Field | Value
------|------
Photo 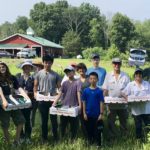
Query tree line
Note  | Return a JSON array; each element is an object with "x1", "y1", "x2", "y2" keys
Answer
[{"x1": 0, "y1": 0, "x2": 150, "y2": 58}]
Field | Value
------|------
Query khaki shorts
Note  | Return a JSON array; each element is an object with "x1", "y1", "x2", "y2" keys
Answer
[{"x1": 0, "y1": 108, "x2": 25, "y2": 129}]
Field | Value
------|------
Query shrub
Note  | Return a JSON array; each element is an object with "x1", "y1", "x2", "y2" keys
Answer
[
  {"x1": 107, "y1": 44, "x2": 121, "y2": 59},
  {"x1": 82, "y1": 47, "x2": 106, "y2": 60}
]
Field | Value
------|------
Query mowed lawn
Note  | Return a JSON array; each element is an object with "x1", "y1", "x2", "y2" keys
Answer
[{"x1": 0, "y1": 58, "x2": 150, "y2": 150}]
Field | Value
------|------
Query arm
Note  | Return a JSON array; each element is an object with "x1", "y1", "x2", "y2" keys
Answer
[
  {"x1": 0, "y1": 87, "x2": 8, "y2": 109},
  {"x1": 34, "y1": 79, "x2": 38, "y2": 99},
  {"x1": 98, "y1": 101, "x2": 104, "y2": 121},
  {"x1": 77, "y1": 92, "x2": 82, "y2": 109},
  {"x1": 82, "y1": 101, "x2": 88, "y2": 121},
  {"x1": 52, "y1": 91, "x2": 62, "y2": 106},
  {"x1": 18, "y1": 87, "x2": 30, "y2": 100}
]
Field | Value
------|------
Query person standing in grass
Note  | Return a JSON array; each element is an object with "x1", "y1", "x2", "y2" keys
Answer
[
  {"x1": 122, "y1": 68, "x2": 150, "y2": 140},
  {"x1": 82, "y1": 72, "x2": 104, "y2": 146},
  {"x1": 102, "y1": 58, "x2": 130, "y2": 139},
  {"x1": 86, "y1": 54, "x2": 106, "y2": 88},
  {"x1": 31, "y1": 60, "x2": 44, "y2": 127},
  {"x1": 76, "y1": 63, "x2": 90, "y2": 136},
  {"x1": 34, "y1": 55, "x2": 61, "y2": 143},
  {"x1": 16, "y1": 61, "x2": 35, "y2": 143},
  {"x1": 0, "y1": 61, "x2": 29, "y2": 145},
  {"x1": 53, "y1": 65, "x2": 81, "y2": 140}
]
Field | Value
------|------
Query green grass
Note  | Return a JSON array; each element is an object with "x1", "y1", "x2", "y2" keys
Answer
[{"x1": 0, "y1": 58, "x2": 150, "y2": 150}]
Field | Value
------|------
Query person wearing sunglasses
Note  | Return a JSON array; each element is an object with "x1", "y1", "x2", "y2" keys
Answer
[{"x1": 102, "y1": 58, "x2": 130, "y2": 140}]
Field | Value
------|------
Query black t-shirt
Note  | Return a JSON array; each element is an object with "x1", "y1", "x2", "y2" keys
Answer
[{"x1": 0, "y1": 75, "x2": 19, "y2": 95}]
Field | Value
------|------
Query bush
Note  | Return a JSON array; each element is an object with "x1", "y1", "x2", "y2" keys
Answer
[
  {"x1": 82, "y1": 47, "x2": 106, "y2": 60},
  {"x1": 107, "y1": 44, "x2": 121, "y2": 59}
]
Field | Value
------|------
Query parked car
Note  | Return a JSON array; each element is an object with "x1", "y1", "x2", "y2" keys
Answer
[
  {"x1": 128, "y1": 48, "x2": 147, "y2": 66},
  {"x1": 0, "y1": 51, "x2": 15, "y2": 58},
  {"x1": 17, "y1": 48, "x2": 36, "y2": 58}
]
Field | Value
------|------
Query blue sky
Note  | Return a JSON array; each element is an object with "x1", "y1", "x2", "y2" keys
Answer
[{"x1": 0, "y1": 0, "x2": 149, "y2": 24}]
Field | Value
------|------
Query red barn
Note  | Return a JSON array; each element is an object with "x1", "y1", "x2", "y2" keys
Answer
[{"x1": 0, "y1": 27, "x2": 63, "y2": 57}]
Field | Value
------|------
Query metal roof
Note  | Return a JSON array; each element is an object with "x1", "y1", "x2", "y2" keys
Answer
[
  {"x1": 0, "y1": 33, "x2": 63, "y2": 49},
  {"x1": 0, "y1": 44, "x2": 27, "y2": 49}
]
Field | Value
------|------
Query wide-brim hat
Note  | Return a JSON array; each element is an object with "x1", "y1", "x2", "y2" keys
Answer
[
  {"x1": 32, "y1": 60, "x2": 43, "y2": 67},
  {"x1": 20, "y1": 62, "x2": 35, "y2": 69}
]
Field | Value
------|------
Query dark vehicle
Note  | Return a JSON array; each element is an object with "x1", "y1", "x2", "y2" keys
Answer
[{"x1": 0, "y1": 51, "x2": 15, "y2": 58}]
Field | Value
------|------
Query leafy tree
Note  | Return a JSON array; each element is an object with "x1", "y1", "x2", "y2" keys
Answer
[
  {"x1": 62, "y1": 31, "x2": 81, "y2": 57},
  {"x1": 109, "y1": 13, "x2": 135, "y2": 52},
  {"x1": 89, "y1": 17, "x2": 108, "y2": 49},
  {"x1": 30, "y1": 1, "x2": 68, "y2": 42},
  {"x1": 0, "y1": 22, "x2": 16, "y2": 39},
  {"x1": 79, "y1": 3, "x2": 103, "y2": 47},
  {"x1": 14, "y1": 16, "x2": 29, "y2": 34},
  {"x1": 63, "y1": 6, "x2": 84, "y2": 35}
]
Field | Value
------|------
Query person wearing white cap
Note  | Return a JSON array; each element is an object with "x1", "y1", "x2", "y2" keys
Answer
[
  {"x1": 122, "y1": 68, "x2": 150, "y2": 140},
  {"x1": 102, "y1": 57, "x2": 130, "y2": 139},
  {"x1": 53, "y1": 65, "x2": 81, "y2": 140},
  {"x1": 16, "y1": 60, "x2": 35, "y2": 143}
]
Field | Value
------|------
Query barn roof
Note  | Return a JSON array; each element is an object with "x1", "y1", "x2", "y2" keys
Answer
[
  {"x1": 0, "y1": 33, "x2": 63, "y2": 49},
  {"x1": 0, "y1": 43, "x2": 27, "y2": 49}
]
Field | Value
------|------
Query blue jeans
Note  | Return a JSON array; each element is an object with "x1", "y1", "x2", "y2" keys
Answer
[{"x1": 133, "y1": 114, "x2": 150, "y2": 139}]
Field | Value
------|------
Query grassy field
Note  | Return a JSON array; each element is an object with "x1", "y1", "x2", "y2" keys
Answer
[{"x1": 0, "y1": 58, "x2": 150, "y2": 150}]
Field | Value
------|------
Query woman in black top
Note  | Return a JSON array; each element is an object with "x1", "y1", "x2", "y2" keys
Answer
[{"x1": 0, "y1": 61, "x2": 29, "y2": 144}]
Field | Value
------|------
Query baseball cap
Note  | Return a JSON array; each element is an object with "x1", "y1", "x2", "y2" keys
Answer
[
  {"x1": 112, "y1": 58, "x2": 122, "y2": 63},
  {"x1": 134, "y1": 68, "x2": 143, "y2": 74},
  {"x1": 64, "y1": 65, "x2": 75, "y2": 73},
  {"x1": 91, "y1": 54, "x2": 100, "y2": 59}
]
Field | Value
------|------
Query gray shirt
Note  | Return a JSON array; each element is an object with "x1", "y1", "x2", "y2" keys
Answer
[
  {"x1": 35, "y1": 69, "x2": 61, "y2": 95},
  {"x1": 61, "y1": 79, "x2": 78, "y2": 106}
]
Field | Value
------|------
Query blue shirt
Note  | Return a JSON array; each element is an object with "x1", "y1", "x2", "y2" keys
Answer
[
  {"x1": 82, "y1": 87, "x2": 104, "y2": 118},
  {"x1": 87, "y1": 67, "x2": 106, "y2": 87}
]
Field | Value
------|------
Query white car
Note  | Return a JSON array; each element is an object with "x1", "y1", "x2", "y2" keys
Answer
[
  {"x1": 17, "y1": 48, "x2": 36, "y2": 58},
  {"x1": 128, "y1": 48, "x2": 147, "y2": 66}
]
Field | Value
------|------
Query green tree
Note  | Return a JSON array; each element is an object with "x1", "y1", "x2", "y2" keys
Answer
[
  {"x1": 30, "y1": 1, "x2": 68, "y2": 42},
  {"x1": 0, "y1": 22, "x2": 16, "y2": 39},
  {"x1": 109, "y1": 13, "x2": 135, "y2": 52},
  {"x1": 79, "y1": 3, "x2": 103, "y2": 48},
  {"x1": 14, "y1": 16, "x2": 29, "y2": 34},
  {"x1": 89, "y1": 17, "x2": 108, "y2": 49},
  {"x1": 62, "y1": 31, "x2": 81, "y2": 57}
]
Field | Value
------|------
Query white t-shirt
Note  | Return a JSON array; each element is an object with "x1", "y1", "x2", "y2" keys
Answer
[
  {"x1": 102, "y1": 71, "x2": 130, "y2": 109},
  {"x1": 122, "y1": 80, "x2": 150, "y2": 115}
]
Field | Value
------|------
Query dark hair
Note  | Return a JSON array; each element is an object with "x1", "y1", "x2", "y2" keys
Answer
[
  {"x1": 0, "y1": 62, "x2": 13, "y2": 84},
  {"x1": 42, "y1": 55, "x2": 54, "y2": 63},
  {"x1": 89, "y1": 72, "x2": 98, "y2": 79},
  {"x1": 134, "y1": 71, "x2": 143, "y2": 78},
  {"x1": 76, "y1": 63, "x2": 87, "y2": 72}
]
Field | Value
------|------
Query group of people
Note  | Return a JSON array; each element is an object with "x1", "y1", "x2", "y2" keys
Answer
[{"x1": 0, "y1": 54, "x2": 150, "y2": 147}]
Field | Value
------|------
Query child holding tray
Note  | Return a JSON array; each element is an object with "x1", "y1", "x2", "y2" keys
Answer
[
  {"x1": 122, "y1": 68, "x2": 150, "y2": 140},
  {"x1": 53, "y1": 65, "x2": 81, "y2": 140}
]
